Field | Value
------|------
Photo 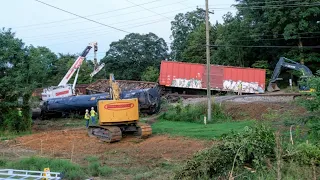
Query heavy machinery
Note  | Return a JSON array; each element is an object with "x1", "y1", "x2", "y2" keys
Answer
[
  {"x1": 267, "y1": 57, "x2": 314, "y2": 92},
  {"x1": 87, "y1": 74, "x2": 153, "y2": 142},
  {"x1": 41, "y1": 42, "x2": 104, "y2": 101}
]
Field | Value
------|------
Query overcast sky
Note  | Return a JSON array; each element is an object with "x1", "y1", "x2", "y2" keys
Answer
[{"x1": 1, "y1": 0, "x2": 237, "y2": 60}]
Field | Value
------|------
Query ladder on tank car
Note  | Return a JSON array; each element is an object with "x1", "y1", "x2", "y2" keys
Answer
[{"x1": 0, "y1": 169, "x2": 61, "y2": 179}]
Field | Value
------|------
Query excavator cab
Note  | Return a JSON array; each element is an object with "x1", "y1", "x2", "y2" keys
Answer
[
  {"x1": 87, "y1": 74, "x2": 152, "y2": 143},
  {"x1": 267, "y1": 57, "x2": 314, "y2": 93}
]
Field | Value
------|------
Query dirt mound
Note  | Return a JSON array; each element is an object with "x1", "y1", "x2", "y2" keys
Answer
[
  {"x1": 14, "y1": 129, "x2": 209, "y2": 163},
  {"x1": 223, "y1": 102, "x2": 306, "y2": 120}
]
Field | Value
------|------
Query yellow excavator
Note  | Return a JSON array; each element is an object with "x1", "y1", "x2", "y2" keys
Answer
[{"x1": 87, "y1": 74, "x2": 152, "y2": 142}]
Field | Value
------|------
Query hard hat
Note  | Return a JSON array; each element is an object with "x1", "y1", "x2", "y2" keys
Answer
[
  {"x1": 86, "y1": 109, "x2": 89, "y2": 112},
  {"x1": 91, "y1": 107, "x2": 94, "y2": 110}
]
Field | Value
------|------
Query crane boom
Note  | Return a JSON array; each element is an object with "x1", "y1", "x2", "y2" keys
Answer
[
  {"x1": 58, "y1": 42, "x2": 97, "y2": 86},
  {"x1": 267, "y1": 57, "x2": 313, "y2": 92}
]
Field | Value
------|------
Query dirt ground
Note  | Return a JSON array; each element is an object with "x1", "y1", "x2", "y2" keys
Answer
[
  {"x1": 13, "y1": 129, "x2": 208, "y2": 163},
  {"x1": 223, "y1": 102, "x2": 306, "y2": 120}
]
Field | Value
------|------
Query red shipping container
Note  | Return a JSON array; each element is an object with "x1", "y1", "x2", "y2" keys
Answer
[{"x1": 159, "y1": 61, "x2": 266, "y2": 93}]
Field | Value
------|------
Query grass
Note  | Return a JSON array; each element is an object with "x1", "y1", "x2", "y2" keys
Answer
[
  {"x1": 0, "y1": 156, "x2": 114, "y2": 180},
  {"x1": 0, "y1": 131, "x2": 32, "y2": 141},
  {"x1": 152, "y1": 120, "x2": 255, "y2": 139}
]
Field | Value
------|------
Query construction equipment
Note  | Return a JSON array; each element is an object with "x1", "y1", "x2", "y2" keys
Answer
[
  {"x1": 267, "y1": 57, "x2": 314, "y2": 92},
  {"x1": 87, "y1": 74, "x2": 152, "y2": 142},
  {"x1": 41, "y1": 42, "x2": 98, "y2": 101}
]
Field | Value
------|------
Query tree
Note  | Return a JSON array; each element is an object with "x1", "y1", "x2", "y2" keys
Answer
[
  {"x1": 101, "y1": 33, "x2": 168, "y2": 80},
  {"x1": 141, "y1": 66, "x2": 159, "y2": 82},
  {"x1": 181, "y1": 23, "x2": 217, "y2": 63},
  {"x1": 0, "y1": 28, "x2": 32, "y2": 132},
  {"x1": 170, "y1": 8, "x2": 206, "y2": 61},
  {"x1": 234, "y1": 0, "x2": 320, "y2": 69},
  {"x1": 27, "y1": 45, "x2": 57, "y2": 87}
]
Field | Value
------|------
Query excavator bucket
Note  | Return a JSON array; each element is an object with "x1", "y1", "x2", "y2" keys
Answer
[{"x1": 267, "y1": 83, "x2": 281, "y2": 92}]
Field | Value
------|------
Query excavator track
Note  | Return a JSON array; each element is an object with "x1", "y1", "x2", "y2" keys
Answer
[
  {"x1": 88, "y1": 126, "x2": 122, "y2": 143},
  {"x1": 135, "y1": 123, "x2": 152, "y2": 138}
]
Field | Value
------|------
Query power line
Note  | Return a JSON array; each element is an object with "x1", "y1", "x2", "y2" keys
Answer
[
  {"x1": 28, "y1": 16, "x2": 175, "y2": 43},
  {"x1": 15, "y1": 0, "x2": 161, "y2": 29},
  {"x1": 23, "y1": 5, "x2": 193, "y2": 40},
  {"x1": 42, "y1": 17, "x2": 174, "y2": 47},
  {"x1": 125, "y1": 0, "x2": 172, "y2": 20},
  {"x1": 209, "y1": 45, "x2": 320, "y2": 48},
  {"x1": 18, "y1": 0, "x2": 185, "y2": 30},
  {"x1": 209, "y1": 2, "x2": 320, "y2": 10},
  {"x1": 34, "y1": 0, "x2": 130, "y2": 34}
]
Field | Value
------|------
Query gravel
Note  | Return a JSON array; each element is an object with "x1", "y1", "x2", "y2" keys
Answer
[{"x1": 181, "y1": 95, "x2": 295, "y2": 106}]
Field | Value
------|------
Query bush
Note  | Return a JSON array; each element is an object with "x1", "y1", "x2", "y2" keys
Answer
[
  {"x1": 160, "y1": 101, "x2": 230, "y2": 123},
  {"x1": 174, "y1": 124, "x2": 275, "y2": 179}
]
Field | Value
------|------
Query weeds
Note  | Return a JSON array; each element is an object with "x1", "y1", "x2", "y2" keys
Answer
[
  {"x1": 175, "y1": 122, "x2": 320, "y2": 180},
  {"x1": 0, "y1": 156, "x2": 114, "y2": 179},
  {"x1": 160, "y1": 101, "x2": 231, "y2": 123}
]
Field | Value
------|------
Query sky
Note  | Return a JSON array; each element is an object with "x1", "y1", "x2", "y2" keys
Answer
[{"x1": 1, "y1": 0, "x2": 237, "y2": 60}]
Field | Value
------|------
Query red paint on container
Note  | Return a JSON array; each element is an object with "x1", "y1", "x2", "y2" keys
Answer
[
  {"x1": 159, "y1": 61, "x2": 204, "y2": 88},
  {"x1": 159, "y1": 61, "x2": 266, "y2": 93}
]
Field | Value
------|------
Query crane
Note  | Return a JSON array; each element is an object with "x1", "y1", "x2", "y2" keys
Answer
[
  {"x1": 41, "y1": 42, "x2": 97, "y2": 101},
  {"x1": 267, "y1": 57, "x2": 314, "y2": 92},
  {"x1": 87, "y1": 73, "x2": 152, "y2": 143}
]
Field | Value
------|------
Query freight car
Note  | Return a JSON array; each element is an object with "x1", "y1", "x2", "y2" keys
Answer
[
  {"x1": 39, "y1": 87, "x2": 160, "y2": 119},
  {"x1": 158, "y1": 61, "x2": 266, "y2": 95}
]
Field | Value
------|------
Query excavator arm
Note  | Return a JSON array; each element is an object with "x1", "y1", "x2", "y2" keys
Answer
[
  {"x1": 109, "y1": 73, "x2": 121, "y2": 100},
  {"x1": 267, "y1": 57, "x2": 313, "y2": 92}
]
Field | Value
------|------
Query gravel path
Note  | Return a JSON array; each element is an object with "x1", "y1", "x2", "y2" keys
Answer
[{"x1": 182, "y1": 95, "x2": 295, "y2": 106}]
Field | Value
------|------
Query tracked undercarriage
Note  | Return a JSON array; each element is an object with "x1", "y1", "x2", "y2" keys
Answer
[{"x1": 88, "y1": 122, "x2": 152, "y2": 143}]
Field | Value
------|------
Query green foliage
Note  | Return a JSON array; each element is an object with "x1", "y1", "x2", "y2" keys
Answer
[
  {"x1": 101, "y1": 33, "x2": 168, "y2": 80},
  {"x1": 0, "y1": 28, "x2": 32, "y2": 132},
  {"x1": 174, "y1": 125, "x2": 275, "y2": 179},
  {"x1": 181, "y1": 23, "x2": 216, "y2": 63},
  {"x1": 298, "y1": 72, "x2": 320, "y2": 111},
  {"x1": 160, "y1": 102, "x2": 231, "y2": 123},
  {"x1": 289, "y1": 143, "x2": 320, "y2": 165},
  {"x1": 85, "y1": 156, "x2": 113, "y2": 177},
  {"x1": 141, "y1": 66, "x2": 159, "y2": 82},
  {"x1": 0, "y1": 156, "x2": 114, "y2": 179},
  {"x1": 152, "y1": 120, "x2": 254, "y2": 139},
  {"x1": 170, "y1": 8, "x2": 206, "y2": 60},
  {"x1": 3, "y1": 156, "x2": 85, "y2": 180}
]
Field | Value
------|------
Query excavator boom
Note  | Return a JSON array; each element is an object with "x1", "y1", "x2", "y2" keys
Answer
[{"x1": 267, "y1": 57, "x2": 313, "y2": 92}]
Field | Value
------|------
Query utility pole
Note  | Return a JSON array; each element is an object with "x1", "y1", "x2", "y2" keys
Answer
[{"x1": 205, "y1": 0, "x2": 212, "y2": 121}]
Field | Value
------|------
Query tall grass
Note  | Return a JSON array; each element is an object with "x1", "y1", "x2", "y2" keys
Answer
[
  {"x1": 160, "y1": 101, "x2": 231, "y2": 123},
  {"x1": 0, "y1": 156, "x2": 113, "y2": 180}
]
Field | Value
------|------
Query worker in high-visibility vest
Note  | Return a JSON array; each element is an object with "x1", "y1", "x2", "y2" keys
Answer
[
  {"x1": 84, "y1": 109, "x2": 90, "y2": 128},
  {"x1": 90, "y1": 107, "x2": 97, "y2": 125},
  {"x1": 18, "y1": 108, "x2": 22, "y2": 117},
  {"x1": 237, "y1": 82, "x2": 243, "y2": 96}
]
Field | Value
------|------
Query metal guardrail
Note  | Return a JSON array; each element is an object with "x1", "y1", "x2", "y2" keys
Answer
[{"x1": 0, "y1": 169, "x2": 61, "y2": 180}]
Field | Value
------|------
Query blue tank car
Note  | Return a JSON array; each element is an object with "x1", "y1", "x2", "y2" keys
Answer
[{"x1": 40, "y1": 88, "x2": 160, "y2": 119}]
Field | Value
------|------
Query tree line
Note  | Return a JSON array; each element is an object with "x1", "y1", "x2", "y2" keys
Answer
[{"x1": 1, "y1": 0, "x2": 319, "y2": 132}]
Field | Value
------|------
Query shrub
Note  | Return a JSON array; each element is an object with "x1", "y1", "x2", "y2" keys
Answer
[
  {"x1": 174, "y1": 124, "x2": 275, "y2": 179},
  {"x1": 160, "y1": 101, "x2": 230, "y2": 123}
]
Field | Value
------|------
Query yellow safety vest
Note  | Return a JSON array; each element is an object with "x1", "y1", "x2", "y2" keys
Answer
[
  {"x1": 84, "y1": 113, "x2": 90, "y2": 120},
  {"x1": 90, "y1": 110, "x2": 96, "y2": 117},
  {"x1": 18, "y1": 110, "x2": 22, "y2": 117}
]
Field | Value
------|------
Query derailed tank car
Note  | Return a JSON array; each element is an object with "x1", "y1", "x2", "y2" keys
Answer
[{"x1": 40, "y1": 88, "x2": 160, "y2": 119}]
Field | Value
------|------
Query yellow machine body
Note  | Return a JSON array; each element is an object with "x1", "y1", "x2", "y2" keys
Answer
[
  {"x1": 88, "y1": 73, "x2": 152, "y2": 143},
  {"x1": 98, "y1": 98, "x2": 139, "y2": 124}
]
